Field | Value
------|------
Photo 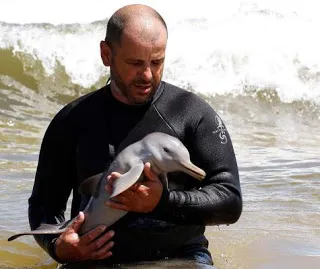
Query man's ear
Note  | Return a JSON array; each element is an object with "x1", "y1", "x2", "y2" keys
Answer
[{"x1": 100, "y1": 41, "x2": 112, "y2": 67}]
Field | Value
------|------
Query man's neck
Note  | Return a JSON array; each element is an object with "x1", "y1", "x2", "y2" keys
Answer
[{"x1": 110, "y1": 80, "x2": 130, "y2": 105}]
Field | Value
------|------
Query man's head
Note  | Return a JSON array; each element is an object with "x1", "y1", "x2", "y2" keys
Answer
[{"x1": 100, "y1": 4, "x2": 168, "y2": 105}]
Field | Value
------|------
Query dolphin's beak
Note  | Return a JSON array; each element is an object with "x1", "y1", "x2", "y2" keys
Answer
[{"x1": 178, "y1": 161, "x2": 206, "y2": 180}]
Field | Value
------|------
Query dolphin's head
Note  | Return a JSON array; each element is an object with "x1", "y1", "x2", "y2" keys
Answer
[{"x1": 143, "y1": 132, "x2": 206, "y2": 180}]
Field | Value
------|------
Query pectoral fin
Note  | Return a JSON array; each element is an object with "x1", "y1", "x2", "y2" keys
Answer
[
  {"x1": 7, "y1": 220, "x2": 72, "y2": 241},
  {"x1": 110, "y1": 163, "x2": 144, "y2": 198}
]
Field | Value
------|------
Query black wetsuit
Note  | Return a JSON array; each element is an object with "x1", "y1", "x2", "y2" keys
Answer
[{"x1": 28, "y1": 81, "x2": 242, "y2": 266}]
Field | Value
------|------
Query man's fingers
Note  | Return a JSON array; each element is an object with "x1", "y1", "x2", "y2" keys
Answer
[
  {"x1": 92, "y1": 241, "x2": 114, "y2": 260},
  {"x1": 143, "y1": 163, "x2": 158, "y2": 181},
  {"x1": 67, "y1": 211, "x2": 85, "y2": 233},
  {"x1": 105, "y1": 182, "x2": 112, "y2": 194},
  {"x1": 105, "y1": 172, "x2": 122, "y2": 193},
  {"x1": 113, "y1": 191, "x2": 134, "y2": 202},
  {"x1": 98, "y1": 249, "x2": 113, "y2": 260},
  {"x1": 87, "y1": 230, "x2": 115, "y2": 252},
  {"x1": 80, "y1": 225, "x2": 107, "y2": 245},
  {"x1": 106, "y1": 172, "x2": 122, "y2": 183},
  {"x1": 106, "y1": 200, "x2": 130, "y2": 211},
  {"x1": 89, "y1": 232, "x2": 115, "y2": 260}
]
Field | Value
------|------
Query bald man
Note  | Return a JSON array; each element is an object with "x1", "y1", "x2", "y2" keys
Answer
[{"x1": 28, "y1": 4, "x2": 242, "y2": 268}]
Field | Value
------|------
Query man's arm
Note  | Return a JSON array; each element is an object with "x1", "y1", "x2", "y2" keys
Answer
[
  {"x1": 28, "y1": 106, "x2": 115, "y2": 262},
  {"x1": 28, "y1": 107, "x2": 76, "y2": 259},
  {"x1": 157, "y1": 106, "x2": 242, "y2": 225}
]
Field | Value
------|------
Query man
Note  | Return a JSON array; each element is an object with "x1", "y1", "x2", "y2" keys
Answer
[{"x1": 28, "y1": 4, "x2": 242, "y2": 268}]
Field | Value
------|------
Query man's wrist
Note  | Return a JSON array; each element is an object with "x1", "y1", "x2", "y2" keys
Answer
[{"x1": 48, "y1": 237, "x2": 64, "y2": 263}]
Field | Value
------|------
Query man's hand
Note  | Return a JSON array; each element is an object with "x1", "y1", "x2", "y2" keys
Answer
[
  {"x1": 105, "y1": 163, "x2": 163, "y2": 213},
  {"x1": 54, "y1": 212, "x2": 115, "y2": 262}
]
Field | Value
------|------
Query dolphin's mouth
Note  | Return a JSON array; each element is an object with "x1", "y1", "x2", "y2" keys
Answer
[{"x1": 178, "y1": 161, "x2": 206, "y2": 180}]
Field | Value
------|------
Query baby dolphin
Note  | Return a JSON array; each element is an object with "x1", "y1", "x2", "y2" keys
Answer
[{"x1": 8, "y1": 132, "x2": 206, "y2": 241}]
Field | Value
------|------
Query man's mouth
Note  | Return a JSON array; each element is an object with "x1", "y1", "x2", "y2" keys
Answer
[{"x1": 135, "y1": 84, "x2": 152, "y2": 93}]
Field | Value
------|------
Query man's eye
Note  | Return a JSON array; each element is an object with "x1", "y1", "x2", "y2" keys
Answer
[
  {"x1": 152, "y1": 61, "x2": 161, "y2": 66},
  {"x1": 130, "y1": 62, "x2": 141, "y2": 66}
]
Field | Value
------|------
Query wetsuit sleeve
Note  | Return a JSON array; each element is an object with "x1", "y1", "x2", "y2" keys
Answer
[
  {"x1": 28, "y1": 105, "x2": 76, "y2": 261},
  {"x1": 154, "y1": 103, "x2": 242, "y2": 225}
]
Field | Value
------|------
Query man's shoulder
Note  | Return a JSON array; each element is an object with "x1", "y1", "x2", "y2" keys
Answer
[
  {"x1": 161, "y1": 81, "x2": 190, "y2": 96},
  {"x1": 154, "y1": 81, "x2": 215, "y2": 138},
  {"x1": 159, "y1": 81, "x2": 210, "y2": 109},
  {"x1": 64, "y1": 87, "x2": 106, "y2": 113},
  {"x1": 54, "y1": 87, "x2": 106, "y2": 122},
  {"x1": 42, "y1": 87, "x2": 107, "y2": 140}
]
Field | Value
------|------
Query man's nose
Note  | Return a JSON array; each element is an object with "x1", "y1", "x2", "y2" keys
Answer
[{"x1": 139, "y1": 66, "x2": 152, "y2": 81}]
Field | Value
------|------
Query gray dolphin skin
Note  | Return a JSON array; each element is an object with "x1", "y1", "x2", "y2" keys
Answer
[{"x1": 8, "y1": 132, "x2": 206, "y2": 242}]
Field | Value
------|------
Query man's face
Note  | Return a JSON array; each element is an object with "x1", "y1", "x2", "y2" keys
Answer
[{"x1": 101, "y1": 25, "x2": 167, "y2": 105}]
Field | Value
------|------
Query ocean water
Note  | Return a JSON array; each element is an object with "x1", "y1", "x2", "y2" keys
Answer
[{"x1": 1, "y1": 0, "x2": 320, "y2": 268}]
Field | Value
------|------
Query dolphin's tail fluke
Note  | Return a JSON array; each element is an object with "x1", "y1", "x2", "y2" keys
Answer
[
  {"x1": 8, "y1": 229, "x2": 66, "y2": 241},
  {"x1": 8, "y1": 233, "x2": 30, "y2": 241},
  {"x1": 8, "y1": 221, "x2": 71, "y2": 241}
]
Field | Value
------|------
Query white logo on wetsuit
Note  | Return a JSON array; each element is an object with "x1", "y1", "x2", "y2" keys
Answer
[{"x1": 212, "y1": 115, "x2": 227, "y2": 144}]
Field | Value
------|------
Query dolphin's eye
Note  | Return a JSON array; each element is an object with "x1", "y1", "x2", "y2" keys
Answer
[{"x1": 163, "y1": 147, "x2": 170, "y2": 153}]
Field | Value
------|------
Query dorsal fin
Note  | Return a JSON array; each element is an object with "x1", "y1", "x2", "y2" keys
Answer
[{"x1": 78, "y1": 173, "x2": 103, "y2": 197}]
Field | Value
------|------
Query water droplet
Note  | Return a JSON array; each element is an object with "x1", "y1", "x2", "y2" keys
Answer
[{"x1": 7, "y1": 120, "x2": 14, "y2": 127}]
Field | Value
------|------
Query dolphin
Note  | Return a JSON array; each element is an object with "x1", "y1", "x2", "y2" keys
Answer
[{"x1": 8, "y1": 132, "x2": 206, "y2": 241}]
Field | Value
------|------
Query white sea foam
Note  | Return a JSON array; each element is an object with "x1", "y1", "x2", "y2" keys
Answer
[{"x1": 1, "y1": 0, "x2": 320, "y2": 104}]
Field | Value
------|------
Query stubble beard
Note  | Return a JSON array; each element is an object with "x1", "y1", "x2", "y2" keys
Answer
[{"x1": 110, "y1": 68, "x2": 160, "y2": 105}]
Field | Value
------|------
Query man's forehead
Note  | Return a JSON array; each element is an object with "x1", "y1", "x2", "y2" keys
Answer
[{"x1": 123, "y1": 18, "x2": 167, "y2": 43}]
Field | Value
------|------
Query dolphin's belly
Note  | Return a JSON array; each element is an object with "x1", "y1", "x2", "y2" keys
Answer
[{"x1": 79, "y1": 198, "x2": 127, "y2": 235}]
